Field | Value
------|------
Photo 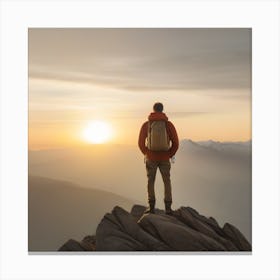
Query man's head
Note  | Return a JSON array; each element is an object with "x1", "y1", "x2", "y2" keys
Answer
[{"x1": 153, "y1": 102, "x2": 164, "y2": 112}]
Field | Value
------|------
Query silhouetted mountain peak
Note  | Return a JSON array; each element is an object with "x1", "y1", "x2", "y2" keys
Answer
[{"x1": 59, "y1": 204, "x2": 251, "y2": 252}]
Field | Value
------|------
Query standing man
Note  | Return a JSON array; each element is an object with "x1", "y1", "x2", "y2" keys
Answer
[{"x1": 138, "y1": 102, "x2": 179, "y2": 215}]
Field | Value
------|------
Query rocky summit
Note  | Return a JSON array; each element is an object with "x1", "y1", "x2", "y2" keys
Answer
[{"x1": 58, "y1": 205, "x2": 251, "y2": 252}]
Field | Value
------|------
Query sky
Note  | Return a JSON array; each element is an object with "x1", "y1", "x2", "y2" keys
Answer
[{"x1": 28, "y1": 28, "x2": 251, "y2": 149}]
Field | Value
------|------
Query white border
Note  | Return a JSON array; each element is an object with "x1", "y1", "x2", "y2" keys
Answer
[{"x1": 1, "y1": 1, "x2": 279, "y2": 280}]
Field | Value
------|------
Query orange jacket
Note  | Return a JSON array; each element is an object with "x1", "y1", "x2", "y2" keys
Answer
[{"x1": 138, "y1": 112, "x2": 179, "y2": 161}]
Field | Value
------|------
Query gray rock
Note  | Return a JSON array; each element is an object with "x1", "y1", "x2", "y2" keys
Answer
[
  {"x1": 95, "y1": 206, "x2": 170, "y2": 251},
  {"x1": 130, "y1": 204, "x2": 165, "y2": 220},
  {"x1": 58, "y1": 204, "x2": 251, "y2": 252},
  {"x1": 223, "y1": 223, "x2": 252, "y2": 251},
  {"x1": 182, "y1": 207, "x2": 225, "y2": 237},
  {"x1": 58, "y1": 236, "x2": 96, "y2": 251},
  {"x1": 138, "y1": 213, "x2": 227, "y2": 251},
  {"x1": 130, "y1": 204, "x2": 146, "y2": 220},
  {"x1": 173, "y1": 207, "x2": 238, "y2": 250}
]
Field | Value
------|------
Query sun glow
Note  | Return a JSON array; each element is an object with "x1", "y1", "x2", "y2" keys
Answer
[{"x1": 83, "y1": 120, "x2": 113, "y2": 144}]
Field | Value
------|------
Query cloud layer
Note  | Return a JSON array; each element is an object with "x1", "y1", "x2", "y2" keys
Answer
[{"x1": 29, "y1": 28, "x2": 251, "y2": 95}]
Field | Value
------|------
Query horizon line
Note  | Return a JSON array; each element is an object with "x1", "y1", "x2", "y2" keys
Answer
[{"x1": 28, "y1": 138, "x2": 252, "y2": 152}]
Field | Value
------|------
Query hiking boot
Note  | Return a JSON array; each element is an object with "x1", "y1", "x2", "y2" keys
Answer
[
  {"x1": 165, "y1": 201, "x2": 173, "y2": 215},
  {"x1": 144, "y1": 201, "x2": 155, "y2": 214}
]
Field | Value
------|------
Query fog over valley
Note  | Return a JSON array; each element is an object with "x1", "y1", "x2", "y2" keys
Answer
[{"x1": 29, "y1": 139, "x2": 251, "y2": 250}]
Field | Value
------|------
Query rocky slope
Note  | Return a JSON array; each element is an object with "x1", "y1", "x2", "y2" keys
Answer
[{"x1": 58, "y1": 205, "x2": 251, "y2": 252}]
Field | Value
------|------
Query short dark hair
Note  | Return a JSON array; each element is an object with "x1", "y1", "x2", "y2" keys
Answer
[{"x1": 153, "y1": 102, "x2": 164, "y2": 112}]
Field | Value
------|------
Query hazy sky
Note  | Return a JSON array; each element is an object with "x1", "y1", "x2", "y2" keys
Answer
[{"x1": 29, "y1": 28, "x2": 251, "y2": 149}]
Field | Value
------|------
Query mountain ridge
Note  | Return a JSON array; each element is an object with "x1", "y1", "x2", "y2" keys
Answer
[
  {"x1": 59, "y1": 204, "x2": 252, "y2": 252},
  {"x1": 29, "y1": 176, "x2": 136, "y2": 251}
]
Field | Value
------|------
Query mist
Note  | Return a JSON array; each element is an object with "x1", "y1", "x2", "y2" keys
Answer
[{"x1": 29, "y1": 139, "x2": 251, "y2": 251}]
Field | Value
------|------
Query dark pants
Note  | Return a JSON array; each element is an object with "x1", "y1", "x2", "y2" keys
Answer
[{"x1": 145, "y1": 159, "x2": 172, "y2": 203}]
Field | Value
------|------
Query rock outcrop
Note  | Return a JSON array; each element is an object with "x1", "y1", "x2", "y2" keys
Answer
[
  {"x1": 59, "y1": 205, "x2": 251, "y2": 252},
  {"x1": 58, "y1": 235, "x2": 96, "y2": 251}
]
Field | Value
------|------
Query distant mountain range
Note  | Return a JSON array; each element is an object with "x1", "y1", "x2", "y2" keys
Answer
[
  {"x1": 197, "y1": 139, "x2": 251, "y2": 149},
  {"x1": 180, "y1": 139, "x2": 251, "y2": 156}
]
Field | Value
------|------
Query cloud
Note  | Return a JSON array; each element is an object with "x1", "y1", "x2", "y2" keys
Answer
[
  {"x1": 29, "y1": 28, "x2": 251, "y2": 98},
  {"x1": 167, "y1": 111, "x2": 211, "y2": 118}
]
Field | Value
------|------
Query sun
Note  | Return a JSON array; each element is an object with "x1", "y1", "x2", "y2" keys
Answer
[{"x1": 83, "y1": 120, "x2": 113, "y2": 144}]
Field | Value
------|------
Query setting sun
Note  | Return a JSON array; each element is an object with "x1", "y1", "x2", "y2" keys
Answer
[{"x1": 83, "y1": 120, "x2": 113, "y2": 144}]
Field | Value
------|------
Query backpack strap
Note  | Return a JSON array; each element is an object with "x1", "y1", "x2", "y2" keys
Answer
[{"x1": 147, "y1": 121, "x2": 152, "y2": 148}]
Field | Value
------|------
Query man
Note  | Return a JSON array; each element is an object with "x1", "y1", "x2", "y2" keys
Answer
[{"x1": 138, "y1": 102, "x2": 179, "y2": 215}]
